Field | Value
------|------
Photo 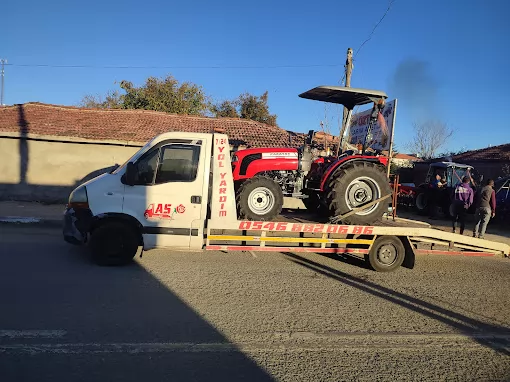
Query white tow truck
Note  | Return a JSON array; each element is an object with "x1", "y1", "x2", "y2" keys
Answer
[{"x1": 63, "y1": 87, "x2": 510, "y2": 271}]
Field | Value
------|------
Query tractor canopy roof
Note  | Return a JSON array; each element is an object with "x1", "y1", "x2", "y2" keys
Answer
[
  {"x1": 430, "y1": 161, "x2": 474, "y2": 169},
  {"x1": 298, "y1": 86, "x2": 388, "y2": 109}
]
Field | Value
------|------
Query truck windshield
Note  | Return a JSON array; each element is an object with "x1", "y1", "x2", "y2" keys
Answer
[{"x1": 111, "y1": 140, "x2": 154, "y2": 175}]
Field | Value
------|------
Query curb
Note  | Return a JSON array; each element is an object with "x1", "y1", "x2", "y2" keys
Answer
[{"x1": 0, "y1": 216, "x2": 62, "y2": 228}]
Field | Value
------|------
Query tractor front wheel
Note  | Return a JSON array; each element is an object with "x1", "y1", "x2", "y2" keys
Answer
[{"x1": 236, "y1": 176, "x2": 284, "y2": 221}]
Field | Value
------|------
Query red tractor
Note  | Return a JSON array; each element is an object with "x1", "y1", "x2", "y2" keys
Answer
[{"x1": 231, "y1": 86, "x2": 392, "y2": 225}]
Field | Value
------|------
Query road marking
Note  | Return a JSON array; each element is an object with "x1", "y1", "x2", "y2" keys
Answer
[
  {"x1": 249, "y1": 251, "x2": 258, "y2": 258},
  {"x1": 0, "y1": 330, "x2": 67, "y2": 339},
  {"x1": 1, "y1": 333, "x2": 508, "y2": 354}
]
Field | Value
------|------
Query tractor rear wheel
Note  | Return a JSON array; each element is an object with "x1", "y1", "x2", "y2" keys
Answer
[
  {"x1": 414, "y1": 191, "x2": 429, "y2": 215},
  {"x1": 327, "y1": 162, "x2": 391, "y2": 225},
  {"x1": 236, "y1": 176, "x2": 283, "y2": 221}
]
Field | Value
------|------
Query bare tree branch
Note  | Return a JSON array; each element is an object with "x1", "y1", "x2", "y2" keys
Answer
[{"x1": 405, "y1": 120, "x2": 454, "y2": 159}]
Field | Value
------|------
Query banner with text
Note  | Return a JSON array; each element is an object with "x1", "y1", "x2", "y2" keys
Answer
[{"x1": 348, "y1": 99, "x2": 396, "y2": 151}]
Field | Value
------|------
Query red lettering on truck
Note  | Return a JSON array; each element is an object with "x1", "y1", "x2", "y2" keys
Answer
[
  {"x1": 237, "y1": 221, "x2": 375, "y2": 234},
  {"x1": 217, "y1": 143, "x2": 229, "y2": 217}
]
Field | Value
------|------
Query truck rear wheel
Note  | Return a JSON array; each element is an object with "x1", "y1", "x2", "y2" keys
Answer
[
  {"x1": 367, "y1": 235, "x2": 405, "y2": 272},
  {"x1": 327, "y1": 162, "x2": 391, "y2": 225},
  {"x1": 236, "y1": 176, "x2": 283, "y2": 221},
  {"x1": 89, "y1": 221, "x2": 139, "y2": 266}
]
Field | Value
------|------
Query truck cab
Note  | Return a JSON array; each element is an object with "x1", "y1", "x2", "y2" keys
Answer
[{"x1": 63, "y1": 132, "x2": 229, "y2": 265}]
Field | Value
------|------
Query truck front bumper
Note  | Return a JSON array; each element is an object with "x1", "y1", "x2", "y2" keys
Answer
[{"x1": 63, "y1": 207, "x2": 93, "y2": 245}]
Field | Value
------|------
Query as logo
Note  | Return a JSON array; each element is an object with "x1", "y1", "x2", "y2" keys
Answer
[{"x1": 144, "y1": 203, "x2": 186, "y2": 220}]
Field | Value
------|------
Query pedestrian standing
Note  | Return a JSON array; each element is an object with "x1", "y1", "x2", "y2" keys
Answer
[
  {"x1": 429, "y1": 174, "x2": 445, "y2": 219},
  {"x1": 473, "y1": 179, "x2": 496, "y2": 239},
  {"x1": 452, "y1": 176, "x2": 474, "y2": 234}
]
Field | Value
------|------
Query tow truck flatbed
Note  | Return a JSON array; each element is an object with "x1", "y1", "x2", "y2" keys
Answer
[{"x1": 63, "y1": 127, "x2": 510, "y2": 271}]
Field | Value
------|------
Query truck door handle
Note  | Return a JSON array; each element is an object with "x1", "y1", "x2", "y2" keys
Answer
[{"x1": 191, "y1": 195, "x2": 201, "y2": 204}]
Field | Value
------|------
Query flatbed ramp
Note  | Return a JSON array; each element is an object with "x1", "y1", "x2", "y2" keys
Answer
[{"x1": 205, "y1": 213, "x2": 509, "y2": 272}]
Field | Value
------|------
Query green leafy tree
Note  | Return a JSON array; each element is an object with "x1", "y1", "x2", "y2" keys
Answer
[
  {"x1": 238, "y1": 91, "x2": 277, "y2": 126},
  {"x1": 79, "y1": 75, "x2": 209, "y2": 116},
  {"x1": 210, "y1": 100, "x2": 239, "y2": 118},
  {"x1": 210, "y1": 91, "x2": 278, "y2": 126},
  {"x1": 79, "y1": 90, "x2": 122, "y2": 109}
]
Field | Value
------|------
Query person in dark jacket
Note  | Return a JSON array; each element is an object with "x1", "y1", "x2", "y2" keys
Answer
[
  {"x1": 452, "y1": 176, "x2": 474, "y2": 234},
  {"x1": 473, "y1": 179, "x2": 496, "y2": 239},
  {"x1": 429, "y1": 174, "x2": 445, "y2": 219}
]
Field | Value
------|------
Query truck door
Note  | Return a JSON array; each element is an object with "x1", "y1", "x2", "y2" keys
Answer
[{"x1": 122, "y1": 138, "x2": 207, "y2": 250}]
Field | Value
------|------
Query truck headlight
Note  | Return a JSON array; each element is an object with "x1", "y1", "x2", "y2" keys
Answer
[{"x1": 68, "y1": 185, "x2": 89, "y2": 209}]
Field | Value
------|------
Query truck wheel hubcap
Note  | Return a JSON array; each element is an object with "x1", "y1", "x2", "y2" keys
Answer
[
  {"x1": 377, "y1": 243, "x2": 397, "y2": 265},
  {"x1": 248, "y1": 187, "x2": 275, "y2": 215},
  {"x1": 345, "y1": 176, "x2": 381, "y2": 215}
]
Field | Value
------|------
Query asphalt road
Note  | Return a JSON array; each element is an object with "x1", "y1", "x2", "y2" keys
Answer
[{"x1": 1, "y1": 225, "x2": 509, "y2": 381}]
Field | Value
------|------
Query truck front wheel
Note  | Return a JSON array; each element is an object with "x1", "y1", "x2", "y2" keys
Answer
[
  {"x1": 89, "y1": 221, "x2": 140, "y2": 266},
  {"x1": 236, "y1": 176, "x2": 283, "y2": 221}
]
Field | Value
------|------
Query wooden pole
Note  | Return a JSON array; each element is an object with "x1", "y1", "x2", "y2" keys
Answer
[{"x1": 336, "y1": 48, "x2": 353, "y2": 156}]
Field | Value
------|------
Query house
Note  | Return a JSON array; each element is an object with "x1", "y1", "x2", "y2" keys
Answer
[
  {"x1": 451, "y1": 143, "x2": 510, "y2": 180},
  {"x1": 391, "y1": 153, "x2": 422, "y2": 168},
  {"x1": 0, "y1": 102, "x2": 344, "y2": 202},
  {"x1": 0, "y1": 102, "x2": 308, "y2": 150},
  {"x1": 412, "y1": 144, "x2": 510, "y2": 186}
]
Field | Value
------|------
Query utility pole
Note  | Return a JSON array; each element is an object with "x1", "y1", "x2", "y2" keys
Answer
[
  {"x1": 0, "y1": 59, "x2": 6, "y2": 106},
  {"x1": 336, "y1": 48, "x2": 353, "y2": 156}
]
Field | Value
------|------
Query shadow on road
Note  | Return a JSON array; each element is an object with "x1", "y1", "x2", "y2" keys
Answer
[
  {"x1": 0, "y1": 230, "x2": 274, "y2": 381},
  {"x1": 283, "y1": 252, "x2": 510, "y2": 356}
]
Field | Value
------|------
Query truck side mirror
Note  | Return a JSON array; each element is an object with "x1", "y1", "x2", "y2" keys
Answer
[{"x1": 124, "y1": 162, "x2": 137, "y2": 186}]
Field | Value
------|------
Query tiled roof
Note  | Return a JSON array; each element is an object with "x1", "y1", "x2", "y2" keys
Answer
[
  {"x1": 452, "y1": 143, "x2": 510, "y2": 161},
  {"x1": 394, "y1": 153, "x2": 422, "y2": 161},
  {"x1": 0, "y1": 102, "x2": 310, "y2": 148}
]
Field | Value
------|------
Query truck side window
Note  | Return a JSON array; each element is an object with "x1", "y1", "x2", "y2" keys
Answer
[
  {"x1": 154, "y1": 144, "x2": 201, "y2": 184},
  {"x1": 135, "y1": 148, "x2": 159, "y2": 185}
]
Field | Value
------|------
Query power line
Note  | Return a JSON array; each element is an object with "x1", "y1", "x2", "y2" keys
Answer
[
  {"x1": 5, "y1": 63, "x2": 341, "y2": 70},
  {"x1": 339, "y1": 0, "x2": 396, "y2": 85},
  {"x1": 355, "y1": 0, "x2": 396, "y2": 58}
]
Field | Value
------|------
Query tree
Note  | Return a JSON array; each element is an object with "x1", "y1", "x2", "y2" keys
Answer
[
  {"x1": 238, "y1": 91, "x2": 277, "y2": 126},
  {"x1": 79, "y1": 90, "x2": 122, "y2": 109},
  {"x1": 406, "y1": 120, "x2": 454, "y2": 159},
  {"x1": 210, "y1": 91, "x2": 278, "y2": 126},
  {"x1": 210, "y1": 100, "x2": 239, "y2": 118},
  {"x1": 79, "y1": 75, "x2": 209, "y2": 116}
]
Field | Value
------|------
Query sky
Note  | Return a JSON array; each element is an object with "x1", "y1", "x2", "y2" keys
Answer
[{"x1": 2, "y1": 0, "x2": 509, "y2": 153}]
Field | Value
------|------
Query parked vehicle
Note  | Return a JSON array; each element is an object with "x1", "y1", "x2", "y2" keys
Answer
[
  {"x1": 401, "y1": 161, "x2": 482, "y2": 217},
  {"x1": 494, "y1": 176, "x2": 510, "y2": 222}
]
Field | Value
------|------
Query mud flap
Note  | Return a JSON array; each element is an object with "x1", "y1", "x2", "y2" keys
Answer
[{"x1": 399, "y1": 236, "x2": 416, "y2": 269}]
